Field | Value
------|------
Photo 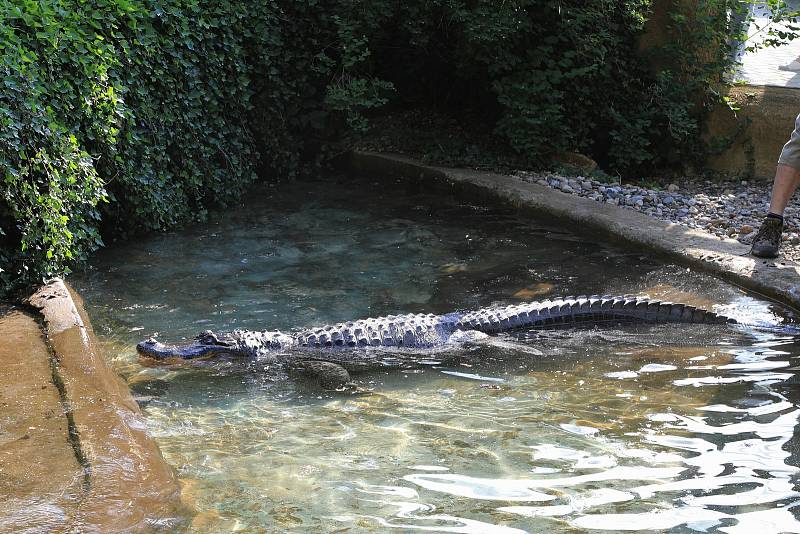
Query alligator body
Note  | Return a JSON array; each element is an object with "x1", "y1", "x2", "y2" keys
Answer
[{"x1": 137, "y1": 296, "x2": 732, "y2": 388}]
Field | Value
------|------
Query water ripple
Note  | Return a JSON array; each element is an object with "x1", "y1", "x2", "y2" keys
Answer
[{"x1": 67, "y1": 176, "x2": 800, "y2": 532}]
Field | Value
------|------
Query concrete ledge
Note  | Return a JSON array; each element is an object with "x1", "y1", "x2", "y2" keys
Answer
[
  {"x1": 23, "y1": 278, "x2": 181, "y2": 531},
  {"x1": 0, "y1": 306, "x2": 84, "y2": 531},
  {"x1": 349, "y1": 151, "x2": 800, "y2": 310}
]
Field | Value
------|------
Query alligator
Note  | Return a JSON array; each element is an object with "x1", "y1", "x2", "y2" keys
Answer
[{"x1": 137, "y1": 295, "x2": 736, "y2": 389}]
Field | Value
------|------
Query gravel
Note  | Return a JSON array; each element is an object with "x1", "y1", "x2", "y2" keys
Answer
[{"x1": 514, "y1": 171, "x2": 800, "y2": 264}]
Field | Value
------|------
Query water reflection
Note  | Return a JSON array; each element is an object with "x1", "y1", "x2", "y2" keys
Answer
[{"x1": 70, "y1": 174, "x2": 800, "y2": 532}]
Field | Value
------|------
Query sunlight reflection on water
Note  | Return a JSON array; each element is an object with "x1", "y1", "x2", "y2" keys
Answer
[{"x1": 71, "y1": 174, "x2": 800, "y2": 532}]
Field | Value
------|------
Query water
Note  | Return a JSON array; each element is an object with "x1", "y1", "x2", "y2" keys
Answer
[{"x1": 71, "y1": 173, "x2": 800, "y2": 532}]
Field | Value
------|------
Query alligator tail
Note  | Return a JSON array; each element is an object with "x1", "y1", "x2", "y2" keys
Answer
[{"x1": 455, "y1": 296, "x2": 732, "y2": 334}]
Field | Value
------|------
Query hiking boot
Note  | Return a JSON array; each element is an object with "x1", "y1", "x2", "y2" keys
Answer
[{"x1": 750, "y1": 216, "x2": 783, "y2": 258}]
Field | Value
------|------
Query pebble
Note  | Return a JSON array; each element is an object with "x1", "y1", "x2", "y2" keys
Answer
[{"x1": 514, "y1": 171, "x2": 800, "y2": 264}]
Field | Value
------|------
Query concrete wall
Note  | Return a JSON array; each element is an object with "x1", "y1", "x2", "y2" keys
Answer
[
  {"x1": 637, "y1": 1, "x2": 796, "y2": 180},
  {"x1": 0, "y1": 307, "x2": 85, "y2": 531},
  {"x1": 0, "y1": 279, "x2": 184, "y2": 531},
  {"x1": 705, "y1": 85, "x2": 800, "y2": 179}
]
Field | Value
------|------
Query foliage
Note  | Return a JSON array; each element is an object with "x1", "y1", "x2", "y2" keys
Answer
[
  {"x1": 0, "y1": 0, "x2": 377, "y2": 294},
  {"x1": 334, "y1": 0, "x2": 657, "y2": 171},
  {"x1": 344, "y1": 0, "x2": 798, "y2": 174},
  {"x1": 655, "y1": 0, "x2": 799, "y2": 164},
  {"x1": 2, "y1": 0, "x2": 797, "y2": 294}
]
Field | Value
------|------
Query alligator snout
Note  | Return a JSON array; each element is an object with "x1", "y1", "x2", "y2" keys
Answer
[
  {"x1": 136, "y1": 338, "x2": 170, "y2": 358},
  {"x1": 136, "y1": 337, "x2": 237, "y2": 360}
]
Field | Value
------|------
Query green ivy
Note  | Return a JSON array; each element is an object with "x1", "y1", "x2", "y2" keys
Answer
[
  {"x1": 340, "y1": 0, "x2": 798, "y2": 174},
  {"x1": 0, "y1": 0, "x2": 380, "y2": 295},
  {"x1": 330, "y1": 0, "x2": 663, "y2": 170},
  {"x1": 2, "y1": 0, "x2": 797, "y2": 295}
]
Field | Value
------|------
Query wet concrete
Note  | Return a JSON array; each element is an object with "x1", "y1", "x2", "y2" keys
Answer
[
  {"x1": 0, "y1": 279, "x2": 183, "y2": 531},
  {"x1": 349, "y1": 151, "x2": 800, "y2": 311},
  {"x1": 28, "y1": 279, "x2": 182, "y2": 530},
  {"x1": 0, "y1": 306, "x2": 84, "y2": 531}
]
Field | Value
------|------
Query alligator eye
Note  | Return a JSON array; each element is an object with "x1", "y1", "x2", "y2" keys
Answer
[
  {"x1": 145, "y1": 338, "x2": 157, "y2": 345},
  {"x1": 196, "y1": 330, "x2": 220, "y2": 344}
]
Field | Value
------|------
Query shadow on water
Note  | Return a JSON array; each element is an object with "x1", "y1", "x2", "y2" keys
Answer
[{"x1": 70, "y1": 173, "x2": 800, "y2": 532}]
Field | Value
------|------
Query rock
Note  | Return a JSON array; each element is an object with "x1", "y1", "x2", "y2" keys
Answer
[
  {"x1": 517, "y1": 168, "x2": 798, "y2": 260},
  {"x1": 551, "y1": 151, "x2": 599, "y2": 174}
]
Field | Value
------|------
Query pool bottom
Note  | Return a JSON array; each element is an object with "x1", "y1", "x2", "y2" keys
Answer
[{"x1": 70, "y1": 173, "x2": 800, "y2": 532}]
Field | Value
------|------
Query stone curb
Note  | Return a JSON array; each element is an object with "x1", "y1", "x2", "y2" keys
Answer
[
  {"x1": 25, "y1": 278, "x2": 181, "y2": 531},
  {"x1": 0, "y1": 305, "x2": 84, "y2": 532},
  {"x1": 349, "y1": 151, "x2": 800, "y2": 310}
]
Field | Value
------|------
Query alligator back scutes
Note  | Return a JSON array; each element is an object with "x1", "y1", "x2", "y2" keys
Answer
[
  {"x1": 294, "y1": 313, "x2": 448, "y2": 348},
  {"x1": 456, "y1": 296, "x2": 729, "y2": 333}
]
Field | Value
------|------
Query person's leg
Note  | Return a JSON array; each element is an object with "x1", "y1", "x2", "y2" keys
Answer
[
  {"x1": 750, "y1": 114, "x2": 800, "y2": 258},
  {"x1": 768, "y1": 163, "x2": 800, "y2": 215}
]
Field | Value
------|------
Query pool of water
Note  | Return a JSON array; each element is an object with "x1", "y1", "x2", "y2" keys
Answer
[{"x1": 71, "y1": 173, "x2": 800, "y2": 533}]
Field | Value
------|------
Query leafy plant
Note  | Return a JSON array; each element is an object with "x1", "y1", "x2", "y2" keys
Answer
[
  {"x1": 0, "y1": 0, "x2": 380, "y2": 295},
  {"x1": 2, "y1": 0, "x2": 797, "y2": 295},
  {"x1": 343, "y1": 0, "x2": 799, "y2": 175}
]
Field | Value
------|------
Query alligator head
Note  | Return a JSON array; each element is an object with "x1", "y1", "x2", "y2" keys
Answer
[{"x1": 136, "y1": 330, "x2": 244, "y2": 360}]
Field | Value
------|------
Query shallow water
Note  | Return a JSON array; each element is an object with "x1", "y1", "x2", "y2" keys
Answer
[{"x1": 71, "y1": 174, "x2": 800, "y2": 532}]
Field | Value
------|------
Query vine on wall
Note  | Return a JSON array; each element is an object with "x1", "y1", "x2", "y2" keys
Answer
[
  {"x1": 1, "y1": 0, "x2": 797, "y2": 294},
  {"x1": 0, "y1": 0, "x2": 378, "y2": 293}
]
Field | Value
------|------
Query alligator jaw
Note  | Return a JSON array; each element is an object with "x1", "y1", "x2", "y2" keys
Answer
[{"x1": 136, "y1": 338, "x2": 237, "y2": 360}]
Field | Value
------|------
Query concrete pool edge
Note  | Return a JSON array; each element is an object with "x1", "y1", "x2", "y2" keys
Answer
[
  {"x1": 21, "y1": 278, "x2": 183, "y2": 530},
  {"x1": 348, "y1": 151, "x2": 800, "y2": 310}
]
